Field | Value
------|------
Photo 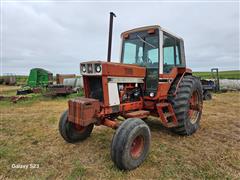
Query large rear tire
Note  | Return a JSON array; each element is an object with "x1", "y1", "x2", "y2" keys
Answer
[
  {"x1": 59, "y1": 110, "x2": 94, "y2": 143},
  {"x1": 111, "y1": 118, "x2": 151, "y2": 170},
  {"x1": 168, "y1": 75, "x2": 203, "y2": 135}
]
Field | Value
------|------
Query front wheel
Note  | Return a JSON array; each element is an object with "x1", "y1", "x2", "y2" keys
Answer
[
  {"x1": 59, "y1": 110, "x2": 94, "y2": 143},
  {"x1": 111, "y1": 118, "x2": 151, "y2": 170}
]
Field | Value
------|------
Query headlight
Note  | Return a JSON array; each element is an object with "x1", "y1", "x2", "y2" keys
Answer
[
  {"x1": 81, "y1": 64, "x2": 86, "y2": 73},
  {"x1": 95, "y1": 64, "x2": 102, "y2": 73},
  {"x1": 149, "y1": 92, "x2": 155, "y2": 97}
]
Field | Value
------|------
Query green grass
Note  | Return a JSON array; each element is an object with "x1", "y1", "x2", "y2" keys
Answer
[
  {"x1": 67, "y1": 161, "x2": 86, "y2": 180},
  {"x1": 193, "y1": 70, "x2": 240, "y2": 79},
  {"x1": 0, "y1": 89, "x2": 239, "y2": 179},
  {"x1": 0, "y1": 85, "x2": 84, "y2": 109}
]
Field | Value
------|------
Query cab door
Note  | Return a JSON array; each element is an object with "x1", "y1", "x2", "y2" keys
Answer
[
  {"x1": 144, "y1": 36, "x2": 160, "y2": 97},
  {"x1": 162, "y1": 33, "x2": 184, "y2": 74}
]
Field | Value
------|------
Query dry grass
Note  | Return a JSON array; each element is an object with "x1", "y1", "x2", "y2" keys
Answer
[
  {"x1": 0, "y1": 86, "x2": 240, "y2": 179},
  {"x1": 0, "y1": 85, "x2": 21, "y2": 96}
]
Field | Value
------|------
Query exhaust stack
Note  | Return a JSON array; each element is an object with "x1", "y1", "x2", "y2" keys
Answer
[{"x1": 107, "y1": 12, "x2": 116, "y2": 62}]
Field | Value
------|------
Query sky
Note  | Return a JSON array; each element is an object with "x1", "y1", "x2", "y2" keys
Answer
[{"x1": 1, "y1": 1, "x2": 239, "y2": 75}]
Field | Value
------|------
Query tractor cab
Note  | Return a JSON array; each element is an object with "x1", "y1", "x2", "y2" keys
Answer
[{"x1": 121, "y1": 25, "x2": 186, "y2": 97}]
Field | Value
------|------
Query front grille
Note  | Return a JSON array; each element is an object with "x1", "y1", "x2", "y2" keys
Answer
[
  {"x1": 88, "y1": 77, "x2": 104, "y2": 102},
  {"x1": 68, "y1": 97, "x2": 100, "y2": 126},
  {"x1": 87, "y1": 64, "x2": 93, "y2": 73}
]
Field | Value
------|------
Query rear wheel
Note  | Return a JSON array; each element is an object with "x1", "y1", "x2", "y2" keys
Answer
[
  {"x1": 111, "y1": 118, "x2": 151, "y2": 170},
  {"x1": 59, "y1": 110, "x2": 94, "y2": 143},
  {"x1": 168, "y1": 75, "x2": 203, "y2": 135}
]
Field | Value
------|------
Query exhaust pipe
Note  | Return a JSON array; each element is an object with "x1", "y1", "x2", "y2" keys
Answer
[{"x1": 107, "y1": 12, "x2": 116, "y2": 62}]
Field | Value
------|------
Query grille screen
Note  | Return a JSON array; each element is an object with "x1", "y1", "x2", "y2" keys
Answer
[{"x1": 88, "y1": 77, "x2": 104, "y2": 102}]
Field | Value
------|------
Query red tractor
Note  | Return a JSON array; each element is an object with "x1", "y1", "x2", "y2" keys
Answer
[{"x1": 59, "y1": 19, "x2": 203, "y2": 170}]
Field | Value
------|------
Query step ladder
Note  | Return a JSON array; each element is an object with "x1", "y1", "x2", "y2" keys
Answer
[{"x1": 156, "y1": 103, "x2": 178, "y2": 128}]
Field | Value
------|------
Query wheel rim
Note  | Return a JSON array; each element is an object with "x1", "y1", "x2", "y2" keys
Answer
[
  {"x1": 188, "y1": 91, "x2": 201, "y2": 124},
  {"x1": 130, "y1": 135, "x2": 144, "y2": 159}
]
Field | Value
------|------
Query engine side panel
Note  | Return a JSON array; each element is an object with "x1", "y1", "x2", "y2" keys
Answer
[
  {"x1": 102, "y1": 62, "x2": 146, "y2": 77},
  {"x1": 108, "y1": 82, "x2": 120, "y2": 106}
]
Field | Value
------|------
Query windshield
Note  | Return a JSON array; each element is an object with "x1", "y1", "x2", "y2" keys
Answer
[{"x1": 121, "y1": 31, "x2": 159, "y2": 68}]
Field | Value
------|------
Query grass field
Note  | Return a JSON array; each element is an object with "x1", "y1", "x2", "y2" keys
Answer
[
  {"x1": 193, "y1": 70, "x2": 240, "y2": 79},
  {"x1": 0, "y1": 85, "x2": 239, "y2": 179},
  {"x1": 0, "y1": 85, "x2": 21, "y2": 96}
]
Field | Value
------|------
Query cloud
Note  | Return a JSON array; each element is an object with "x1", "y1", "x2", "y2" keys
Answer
[{"x1": 1, "y1": 1, "x2": 239, "y2": 75}]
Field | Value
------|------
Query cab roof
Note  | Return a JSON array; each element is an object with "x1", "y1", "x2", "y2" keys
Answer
[{"x1": 121, "y1": 25, "x2": 183, "y2": 40}]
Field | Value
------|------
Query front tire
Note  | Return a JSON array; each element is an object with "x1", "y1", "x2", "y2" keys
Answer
[
  {"x1": 111, "y1": 118, "x2": 151, "y2": 170},
  {"x1": 168, "y1": 75, "x2": 203, "y2": 135},
  {"x1": 59, "y1": 110, "x2": 94, "y2": 143}
]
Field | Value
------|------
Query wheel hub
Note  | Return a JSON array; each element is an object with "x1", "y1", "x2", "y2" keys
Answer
[
  {"x1": 188, "y1": 91, "x2": 201, "y2": 124},
  {"x1": 130, "y1": 135, "x2": 144, "y2": 159}
]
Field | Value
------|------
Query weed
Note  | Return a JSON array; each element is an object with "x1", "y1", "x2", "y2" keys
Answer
[{"x1": 67, "y1": 161, "x2": 86, "y2": 180}]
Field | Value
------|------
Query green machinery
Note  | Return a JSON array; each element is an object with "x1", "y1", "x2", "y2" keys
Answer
[
  {"x1": 27, "y1": 68, "x2": 53, "y2": 87},
  {"x1": 17, "y1": 68, "x2": 53, "y2": 95}
]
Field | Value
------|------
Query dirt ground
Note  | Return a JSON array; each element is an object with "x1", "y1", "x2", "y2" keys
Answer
[{"x1": 0, "y1": 86, "x2": 239, "y2": 179}]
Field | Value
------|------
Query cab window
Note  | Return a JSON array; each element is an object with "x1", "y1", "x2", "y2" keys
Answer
[
  {"x1": 163, "y1": 33, "x2": 182, "y2": 73},
  {"x1": 121, "y1": 32, "x2": 159, "y2": 68}
]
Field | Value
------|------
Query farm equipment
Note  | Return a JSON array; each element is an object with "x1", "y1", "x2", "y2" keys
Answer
[
  {"x1": 2, "y1": 74, "x2": 16, "y2": 85},
  {"x1": 46, "y1": 75, "x2": 82, "y2": 96},
  {"x1": 17, "y1": 68, "x2": 53, "y2": 95},
  {"x1": 46, "y1": 84, "x2": 74, "y2": 96},
  {"x1": 59, "y1": 13, "x2": 203, "y2": 170},
  {"x1": 27, "y1": 68, "x2": 53, "y2": 87},
  {"x1": 56, "y1": 74, "x2": 76, "y2": 84},
  {"x1": 211, "y1": 68, "x2": 220, "y2": 91},
  {"x1": 201, "y1": 68, "x2": 220, "y2": 100},
  {"x1": 0, "y1": 77, "x2": 4, "y2": 84},
  {"x1": 0, "y1": 95, "x2": 28, "y2": 103}
]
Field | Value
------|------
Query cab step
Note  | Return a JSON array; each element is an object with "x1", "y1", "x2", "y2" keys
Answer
[
  {"x1": 156, "y1": 102, "x2": 178, "y2": 128},
  {"x1": 165, "y1": 122, "x2": 176, "y2": 128},
  {"x1": 164, "y1": 112, "x2": 174, "y2": 118}
]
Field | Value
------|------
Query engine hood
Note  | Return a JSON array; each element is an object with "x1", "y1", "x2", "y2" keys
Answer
[{"x1": 80, "y1": 61, "x2": 146, "y2": 78}]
